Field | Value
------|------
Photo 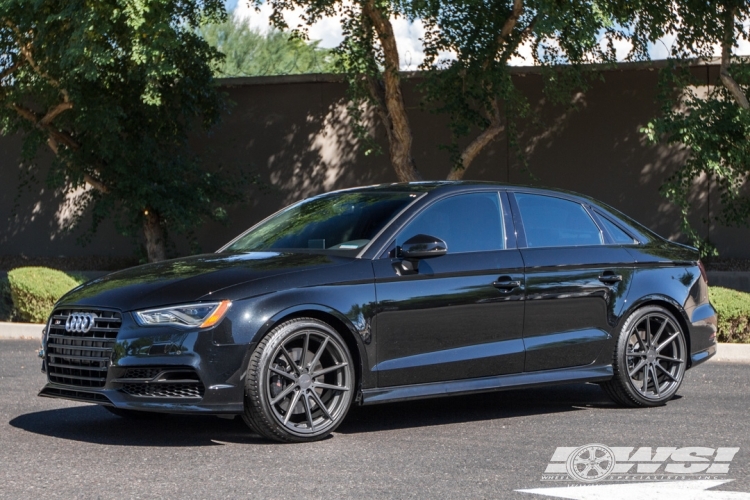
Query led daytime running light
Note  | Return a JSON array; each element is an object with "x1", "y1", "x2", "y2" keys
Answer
[{"x1": 135, "y1": 300, "x2": 232, "y2": 329}]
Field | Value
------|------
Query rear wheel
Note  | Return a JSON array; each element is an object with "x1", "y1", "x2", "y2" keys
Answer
[
  {"x1": 242, "y1": 318, "x2": 355, "y2": 442},
  {"x1": 601, "y1": 305, "x2": 687, "y2": 407}
]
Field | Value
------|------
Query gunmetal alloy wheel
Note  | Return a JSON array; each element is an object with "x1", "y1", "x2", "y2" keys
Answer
[
  {"x1": 243, "y1": 318, "x2": 355, "y2": 442},
  {"x1": 601, "y1": 305, "x2": 687, "y2": 407}
]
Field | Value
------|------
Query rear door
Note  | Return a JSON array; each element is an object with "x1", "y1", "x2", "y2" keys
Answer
[
  {"x1": 373, "y1": 191, "x2": 526, "y2": 387},
  {"x1": 509, "y1": 191, "x2": 634, "y2": 372}
]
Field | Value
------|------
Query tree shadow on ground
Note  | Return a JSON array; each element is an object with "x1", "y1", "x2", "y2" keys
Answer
[{"x1": 9, "y1": 382, "x2": 624, "y2": 446}]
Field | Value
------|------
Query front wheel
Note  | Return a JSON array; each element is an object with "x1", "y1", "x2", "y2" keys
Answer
[
  {"x1": 600, "y1": 305, "x2": 687, "y2": 407},
  {"x1": 242, "y1": 318, "x2": 355, "y2": 442}
]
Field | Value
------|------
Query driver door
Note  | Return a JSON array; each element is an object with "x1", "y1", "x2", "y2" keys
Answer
[{"x1": 372, "y1": 191, "x2": 526, "y2": 387}]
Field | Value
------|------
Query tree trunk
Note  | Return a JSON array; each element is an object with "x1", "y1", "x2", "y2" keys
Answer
[
  {"x1": 449, "y1": 99, "x2": 505, "y2": 180},
  {"x1": 720, "y1": 6, "x2": 750, "y2": 110},
  {"x1": 451, "y1": 1, "x2": 529, "y2": 180},
  {"x1": 362, "y1": 0, "x2": 422, "y2": 182},
  {"x1": 143, "y1": 210, "x2": 167, "y2": 263}
]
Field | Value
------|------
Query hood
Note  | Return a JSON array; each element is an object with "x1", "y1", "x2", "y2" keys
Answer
[{"x1": 59, "y1": 251, "x2": 352, "y2": 311}]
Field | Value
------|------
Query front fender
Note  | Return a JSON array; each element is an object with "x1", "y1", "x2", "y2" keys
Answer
[{"x1": 224, "y1": 283, "x2": 377, "y2": 390}]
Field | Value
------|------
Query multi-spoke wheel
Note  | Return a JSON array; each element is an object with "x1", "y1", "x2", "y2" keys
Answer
[
  {"x1": 600, "y1": 305, "x2": 687, "y2": 407},
  {"x1": 243, "y1": 318, "x2": 355, "y2": 442}
]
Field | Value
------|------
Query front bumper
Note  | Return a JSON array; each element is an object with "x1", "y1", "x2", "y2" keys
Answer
[
  {"x1": 38, "y1": 384, "x2": 245, "y2": 414},
  {"x1": 39, "y1": 313, "x2": 253, "y2": 415}
]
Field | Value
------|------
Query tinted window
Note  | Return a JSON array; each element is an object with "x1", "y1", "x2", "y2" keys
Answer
[
  {"x1": 397, "y1": 192, "x2": 505, "y2": 253},
  {"x1": 224, "y1": 192, "x2": 416, "y2": 253},
  {"x1": 599, "y1": 215, "x2": 637, "y2": 244},
  {"x1": 515, "y1": 193, "x2": 602, "y2": 248}
]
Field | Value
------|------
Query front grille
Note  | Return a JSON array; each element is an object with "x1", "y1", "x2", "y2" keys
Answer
[
  {"x1": 122, "y1": 383, "x2": 204, "y2": 398},
  {"x1": 46, "y1": 309, "x2": 121, "y2": 388}
]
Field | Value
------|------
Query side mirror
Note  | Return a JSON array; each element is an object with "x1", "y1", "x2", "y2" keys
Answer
[{"x1": 400, "y1": 234, "x2": 448, "y2": 260}]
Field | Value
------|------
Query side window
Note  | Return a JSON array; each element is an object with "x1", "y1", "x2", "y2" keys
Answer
[
  {"x1": 396, "y1": 192, "x2": 505, "y2": 253},
  {"x1": 598, "y1": 215, "x2": 637, "y2": 244},
  {"x1": 515, "y1": 193, "x2": 603, "y2": 248}
]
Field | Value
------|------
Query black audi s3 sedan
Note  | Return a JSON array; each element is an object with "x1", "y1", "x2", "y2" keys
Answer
[{"x1": 39, "y1": 182, "x2": 717, "y2": 442}]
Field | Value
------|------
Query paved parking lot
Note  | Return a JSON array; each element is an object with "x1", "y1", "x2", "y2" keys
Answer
[{"x1": 1, "y1": 339, "x2": 748, "y2": 499}]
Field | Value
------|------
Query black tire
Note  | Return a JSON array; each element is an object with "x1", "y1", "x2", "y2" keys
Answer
[
  {"x1": 601, "y1": 305, "x2": 687, "y2": 407},
  {"x1": 103, "y1": 406, "x2": 166, "y2": 419},
  {"x1": 242, "y1": 317, "x2": 355, "y2": 443}
]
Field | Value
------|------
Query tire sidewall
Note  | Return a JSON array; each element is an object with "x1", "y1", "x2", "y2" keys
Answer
[
  {"x1": 614, "y1": 305, "x2": 687, "y2": 407},
  {"x1": 246, "y1": 318, "x2": 355, "y2": 441}
]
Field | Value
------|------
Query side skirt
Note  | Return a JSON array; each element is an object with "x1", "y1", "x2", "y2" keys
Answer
[{"x1": 360, "y1": 364, "x2": 613, "y2": 405}]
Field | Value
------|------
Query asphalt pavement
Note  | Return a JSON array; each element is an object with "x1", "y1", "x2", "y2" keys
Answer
[{"x1": 1, "y1": 339, "x2": 749, "y2": 499}]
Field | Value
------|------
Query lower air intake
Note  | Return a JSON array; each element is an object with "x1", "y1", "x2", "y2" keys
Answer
[{"x1": 122, "y1": 383, "x2": 204, "y2": 398}]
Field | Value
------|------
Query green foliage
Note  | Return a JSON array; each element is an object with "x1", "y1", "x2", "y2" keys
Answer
[
  {"x1": 709, "y1": 286, "x2": 750, "y2": 343},
  {"x1": 259, "y1": 0, "x2": 640, "y2": 175},
  {"x1": 331, "y1": 1, "x2": 389, "y2": 158},
  {"x1": 0, "y1": 276, "x2": 14, "y2": 322},
  {"x1": 200, "y1": 17, "x2": 337, "y2": 76},
  {"x1": 413, "y1": 0, "x2": 620, "y2": 170},
  {"x1": 0, "y1": 0, "x2": 246, "y2": 260},
  {"x1": 643, "y1": 61, "x2": 750, "y2": 257},
  {"x1": 7, "y1": 267, "x2": 84, "y2": 323},
  {"x1": 630, "y1": 1, "x2": 750, "y2": 255},
  {"x1": 601, "y1": 0, "x2": 747, "y2": 61}
]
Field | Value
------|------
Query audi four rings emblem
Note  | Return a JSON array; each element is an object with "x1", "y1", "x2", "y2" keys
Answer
[{"x1": 65, "y1": 312, "x2": 97, "y2": 333}]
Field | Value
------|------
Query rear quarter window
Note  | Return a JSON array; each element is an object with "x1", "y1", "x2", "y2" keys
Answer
[
  {"x1": 598, "y1": 215, "x2": 638, "y2": 244},
  {"x1": 515, "y1": 193, "x2": 603, "y2": 248}
]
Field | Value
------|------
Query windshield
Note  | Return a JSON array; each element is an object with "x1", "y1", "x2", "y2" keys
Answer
[{"x1": 223, "y1": 191, "x2": 418, "y2": 253}]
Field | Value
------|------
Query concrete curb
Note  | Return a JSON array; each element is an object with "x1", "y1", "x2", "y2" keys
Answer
[
  {"x1": 0, "y1": 321, "x2": 749, "y2": 363},
  {"x1": 712, "y1": 343, "x2": 750, "y2": 364},
  {"x1": 0, "y1": 322, "x2": 43, "y2": 340}
]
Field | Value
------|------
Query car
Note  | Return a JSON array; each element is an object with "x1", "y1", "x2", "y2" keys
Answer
[{"x1": 38, "y1": 181, "x2": 717, "y2": 442}]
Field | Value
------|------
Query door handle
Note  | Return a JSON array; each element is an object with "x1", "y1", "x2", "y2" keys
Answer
[
  {"x1": 598, "y1": 274, "x2": 623, "y2": 284},
  {"x1": 493, "y1": 280, "x2": 521, "y2": 290}
]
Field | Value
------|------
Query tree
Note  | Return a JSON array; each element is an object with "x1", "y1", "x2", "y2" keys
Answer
[
  {"x1": 259, "y1": 0, "x2": 423, "y2": 181},
  {"x1": 259, "y1": 0, "x2": 631, "y2": 182},
  {"x1": 0, "y1": 0, "x2": 245, "y2": 262},
  {"x1": 414, "y1": 0, "x2": 619, "y2": 179},
  {"x1": 200, "y1": 16, "x2": 337, "y2": 77},
  {"x1": 633, "y1": 0, "x2": 750, "y2": 255}
]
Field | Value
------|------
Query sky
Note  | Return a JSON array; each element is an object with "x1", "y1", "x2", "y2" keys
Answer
[{"x1": 226, "y1": 1, "x2": 750, "y2": 70}]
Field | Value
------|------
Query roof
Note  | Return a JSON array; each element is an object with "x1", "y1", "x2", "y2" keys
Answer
[{"x1": 341, "y1": 180, "x2": 586, "y2": 199}]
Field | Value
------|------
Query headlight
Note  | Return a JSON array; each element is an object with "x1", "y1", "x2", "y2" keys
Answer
[{"x1": 134, "y1": 300, "x2": 232, "y2": 329}]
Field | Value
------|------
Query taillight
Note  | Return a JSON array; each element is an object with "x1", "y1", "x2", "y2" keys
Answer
[{"x1": 698, "y1": 260, "x2": 708, "y2": 285}]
